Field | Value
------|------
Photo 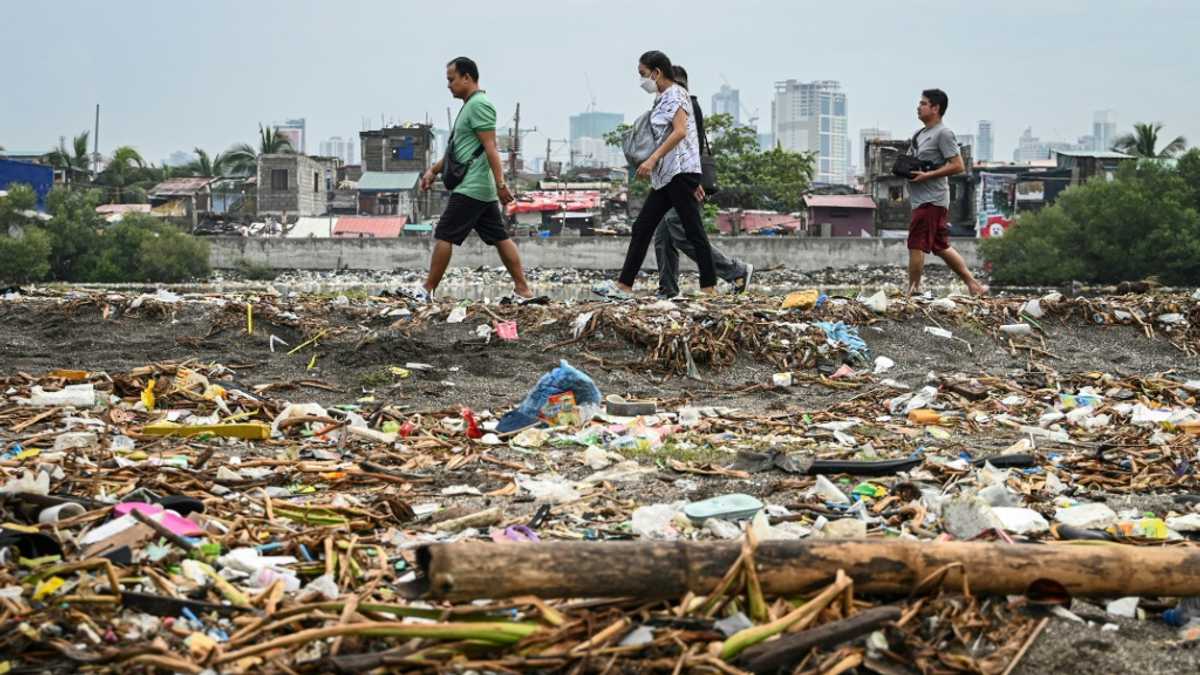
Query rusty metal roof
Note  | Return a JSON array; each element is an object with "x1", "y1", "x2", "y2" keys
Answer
[{"x1": 148, "y1": 177, "x2": 216, "y2": 197}]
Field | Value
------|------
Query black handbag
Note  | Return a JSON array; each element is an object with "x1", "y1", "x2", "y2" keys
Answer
[
  {"x1": 442, "y1": 92, "x2": 486, "y2": 191},
  {"x1": 693, "y1": 97, "x2": 720, "y2": 195}
]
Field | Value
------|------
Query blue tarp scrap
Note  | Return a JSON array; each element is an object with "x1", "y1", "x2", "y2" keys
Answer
[{"x1": 814, "y1": 321, "x2": 871, "y2": 366}]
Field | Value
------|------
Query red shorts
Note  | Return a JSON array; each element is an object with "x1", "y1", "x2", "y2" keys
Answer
[{"x1": 908, "y1": 204, "x2": 950, "y2": 253}]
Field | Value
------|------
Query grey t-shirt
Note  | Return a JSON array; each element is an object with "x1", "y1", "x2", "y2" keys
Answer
[{"x1": 908, "y1": 123, "x2": 959, "y2": 208}]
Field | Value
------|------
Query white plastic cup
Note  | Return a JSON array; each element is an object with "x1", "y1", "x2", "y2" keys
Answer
[{"x1": 38, "y1": 502, "x2": 86, "y2": 524}]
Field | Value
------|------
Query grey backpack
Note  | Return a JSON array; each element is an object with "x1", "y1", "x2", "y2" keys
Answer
[{"x1": 622, "y1": 109, "x2": 658, "y2": 166}]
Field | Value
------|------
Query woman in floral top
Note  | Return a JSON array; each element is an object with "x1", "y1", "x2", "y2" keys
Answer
[{"x1": 593, "y1": 50, "x2": 717, "y2": 300}]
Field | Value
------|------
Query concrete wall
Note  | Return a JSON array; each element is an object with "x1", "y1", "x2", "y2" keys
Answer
[{"x1": 210, "y1": 235, "x2": 980, "y2": 272}]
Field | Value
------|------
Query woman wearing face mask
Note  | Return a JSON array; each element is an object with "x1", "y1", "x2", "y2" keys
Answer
[{"x1": 593, "y1": 50, "x2": 716, "y2": 300}]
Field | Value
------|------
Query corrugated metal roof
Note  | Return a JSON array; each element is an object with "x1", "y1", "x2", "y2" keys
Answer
[
  {"x1": 804, "y1": 194, "x2": 876, "y2": 209},
  {"x1": 357, "y1": 171, "x2": 420, "y2": 192},
  {"x1": 1053, "y1": 150, "x2": 1134, "y2": 159},
  {"x1": 149, "y1": 177, "x2": 216, "y2": 196},
  {"x1": 333, "y1": 216, "x2": 407, "y2": 238}
]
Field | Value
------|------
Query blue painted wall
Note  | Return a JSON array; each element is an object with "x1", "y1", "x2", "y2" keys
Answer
[{"x1": 0, "y1": 159, "x2": 55, "y2": 211}]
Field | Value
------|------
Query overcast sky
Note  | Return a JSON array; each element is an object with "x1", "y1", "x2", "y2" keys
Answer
[{"x1": 4, "y1": 0, "x2": 1196, "y2": 166}]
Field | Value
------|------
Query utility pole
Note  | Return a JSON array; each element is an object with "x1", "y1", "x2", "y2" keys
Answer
[
  {"x1": 508, "y1": 103, "x2": 520, "y2": 187},
  {"x1": 92, "y1": 104, "x2": 100, "y2": 176}
]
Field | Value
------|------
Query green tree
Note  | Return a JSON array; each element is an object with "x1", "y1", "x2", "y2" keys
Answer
[
  {"x1": 187, "y1": 147, "x2": 233, "y2": 178},
  {"x1": 0, "y1": 184, "x2": 52, "y2": 284},
  {"x1": 87, "y1": 214, "x2": 209, "y2": 283},
  {"x1": 43, "y1": 187, "x2": 104, "y2": 279},
  {"x1": 46, "y1": 131, "x2": 92, "y2": 185},
  {"x1": 226, "y1": 124, "x2": 295, "y2": 176},
  {"x1": 982, "y1": 160, "x2": 1200, "y2": 285},
  {"x1": 96, "y1": 146, "x2": 146, "y2": 203},
  {"x1": 1112, "y1": 122, "x2": 1187, "y2": 158}
]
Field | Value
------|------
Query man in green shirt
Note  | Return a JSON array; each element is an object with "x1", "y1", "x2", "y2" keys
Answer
[{"x1": 406, "y1": 56, "x2": 533, "y2": 303}]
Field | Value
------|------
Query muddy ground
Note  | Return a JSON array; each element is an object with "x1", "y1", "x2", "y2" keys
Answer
[{"x1": 2, "y1": 283, "x2": 1199, "y2": 673}]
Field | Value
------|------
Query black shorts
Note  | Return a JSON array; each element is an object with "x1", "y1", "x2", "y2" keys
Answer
[{"x1": 434, "y1": 193, "x2": 510, "y2": 246}]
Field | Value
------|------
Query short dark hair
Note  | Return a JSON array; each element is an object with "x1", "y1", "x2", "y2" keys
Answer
[
  {"x1": 447, "y1": 56, "x2": 479, "y2": 82},
  {"x1": 922, "y1": 88, "x2": 949, "y2": 116},
  {"x1": 671, "y1": 65, "x2": 689, "y2": 88},
  {"x1": 639, "y1": 51, "x2": 674, "y2": 81}
]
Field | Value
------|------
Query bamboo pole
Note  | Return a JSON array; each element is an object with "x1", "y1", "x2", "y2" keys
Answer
[{"x1": 403, "y1": 540, "x2": 1200, "y2": 602}]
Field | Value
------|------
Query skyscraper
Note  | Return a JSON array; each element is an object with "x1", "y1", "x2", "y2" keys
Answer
[
  {"x1": 568, "y1": 111, "x2": 624, "y2": 168},
  {"x1": 771, "y1": 80, "x2": 849, "y2": 184},
  {"x1": 711, "y1": 85, "x2": 740, "y2": 126},
  {"x1": 319, "y1": 137, "x2": 356, "y2": 165},
  {"x1": 977, "y1": 120, "x2": 994, "y2": 162},
  {"x1": 1093, "y1": 110, "x2": 1117, "y2": 152}
]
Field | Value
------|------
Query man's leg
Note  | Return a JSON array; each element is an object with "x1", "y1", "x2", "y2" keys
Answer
[
  {"x1": 475, "y1": 201, "x2": 533, "y2": 298},
  {"x1": 935, "y1": 246, "x2": 987, "y2": 295},
  {"x1": 654, "y1": 217, "x2": 681, "y2": 296},
  {"x1": 907, "y1": 249, "x2": 925, "y2": 295},
  {"x1": 424, "y1": 240, "x2": 454, "y2": 293},
  {"x1": 668, "y1": 220, "x2": 746, "y2": 285},
  {"x1": 495, "y1": 239, "x2": 533, "y2": 297}
]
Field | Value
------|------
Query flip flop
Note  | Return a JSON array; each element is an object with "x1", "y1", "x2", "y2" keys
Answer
[{"x1": 682, "y1": 493, "x2": 764, "y2": 524}]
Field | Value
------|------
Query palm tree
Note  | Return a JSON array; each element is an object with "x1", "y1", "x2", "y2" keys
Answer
[
  {"x1": 1112, "y1": 122, "x2": 1188, "y2": 158},
  {"x1": 46, "y1": 131, "x2": 93, "y2": 185},
  {"x1": 225, "y1": 124, "x2": 295, "y2": 176},
  {"x1": 187, "y1": 147, "x2": 232, "y2": 178},
  {"x1": 97, "y1": 146, "x2": 146, "y2": 202}
]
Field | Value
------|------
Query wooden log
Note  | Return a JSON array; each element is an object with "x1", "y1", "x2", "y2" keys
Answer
[
  {"x1": 404, "y1": 540, "x2": 1200, "y2": 602},
  {"x1": 738, "y1": 605, "x2": 902, "y2": 673}
]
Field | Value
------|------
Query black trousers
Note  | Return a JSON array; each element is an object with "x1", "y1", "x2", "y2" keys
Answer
[{"x1": 619, "y1": 173, "x2": 715, "y2": 288}]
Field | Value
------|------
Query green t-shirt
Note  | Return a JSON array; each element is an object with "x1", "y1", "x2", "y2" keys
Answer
[{"x1": 450, "y1": 91, "x2": 497, "y2": 203}]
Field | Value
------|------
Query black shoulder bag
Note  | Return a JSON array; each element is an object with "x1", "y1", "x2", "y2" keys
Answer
[
  {"x1": 693, "y1": 96, "x2": 720, "y2": 195},
  {"x1": 891, "y1": 127, "x2": 944, "y2": 178},
  {"x1": 442, "y1": 92, "x2": 486, "y2": 191}
]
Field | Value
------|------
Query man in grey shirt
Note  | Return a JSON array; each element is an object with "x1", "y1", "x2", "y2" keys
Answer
[{"x1": 905, "y1": 89, "x2": 987, "y2": 296}]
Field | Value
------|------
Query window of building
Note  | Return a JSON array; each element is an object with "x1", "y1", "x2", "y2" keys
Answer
[
  {"x1": 830, "y1": 209, "x2": 851, "y2": 218},
  {"x1": 314, "y1": 172, "x2": 320, "y2": 193},
  {"x1": 270, "y1": 169, "x2": 288, "y2": 191},
  {"x1": 821, "y1": 135, "x2": 831, "y2": 155},
  {"x1": 889, "y1": 186, "x2": 904, "y2": 201},
  {"x1": 820, "y1": 117, "x2": 830, "y2": 132},
  {"x1": 821, "y1": 98, "x2": 831, "y2": 115},
  {"x1": 834, "y1": 98, "x2": 846, "y2": 117}
]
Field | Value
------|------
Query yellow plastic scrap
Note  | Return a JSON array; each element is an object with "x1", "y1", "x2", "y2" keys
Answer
[
  {"x1": 141, "y1": 378, "x2": 156, "y2": 410},
  {"x1": 32, "y1": 576, "x2": 65, "y2": 601},
  {"x1": 389, "y1": 367, "x2": 412, "y2": 379},
  {"x1": 142, "y1": 420, "x2": 271, "y2": 440},
  {"x1": 781, "y1": 289, "x2": 819, "y2": 310},
  {"x1": 246, "y1": 302, "x2": 254, "y2": 334}
]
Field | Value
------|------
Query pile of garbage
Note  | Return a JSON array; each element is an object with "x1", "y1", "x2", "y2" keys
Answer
[
  {"x1": 1, "y1": 284, "x2": 1199, "y2": 672},
  {"x1": 1, "y1": 336, "x2": 1199, "y2": 672}
]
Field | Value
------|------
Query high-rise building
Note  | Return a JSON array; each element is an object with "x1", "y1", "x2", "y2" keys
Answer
[
  {"x1": 275, "y1": 118, "x2": 306, "y2": 154},
  {"x1": 1093, "y1": 110, "x2": 1117, "y2": 152},
  {"x1": 1013, "y1": 127, "x2": 1079, "y2": 162},
  {"x1": 977, "y1": 121, "x2": 994, "y2": 162},
  {"x1": 568, "y1": 111, "x2": 624, "y2": 168},
  {"x1": 711, "y1": 85, "x2": 740, "y2": 126},
  {"x1": 958, "y1": 134, "x2": 976, "y2": 154},
  {"x1": 771, "y1": 79, "x2": 849, "y2": 184},
  {"x1": 319, "y1": 136, "x2": 356, "y2": 165}
]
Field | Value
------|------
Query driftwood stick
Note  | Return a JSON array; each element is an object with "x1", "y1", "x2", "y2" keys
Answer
[
  {"x1": 404, "y1": 540, "x2": 1200, "y2": 602},
  {"x1": 738, "y1": 605, "x2": 902, "y2": 673}
]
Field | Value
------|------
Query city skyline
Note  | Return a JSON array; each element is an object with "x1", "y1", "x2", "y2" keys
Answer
[{"x1": 4, "y1": 1, "x2": 1195, "y2": 170}]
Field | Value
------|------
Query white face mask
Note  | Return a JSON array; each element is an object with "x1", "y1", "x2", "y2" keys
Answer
[{"x1": 640, "y1": 76, "x2": 658, "y2": 94}]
